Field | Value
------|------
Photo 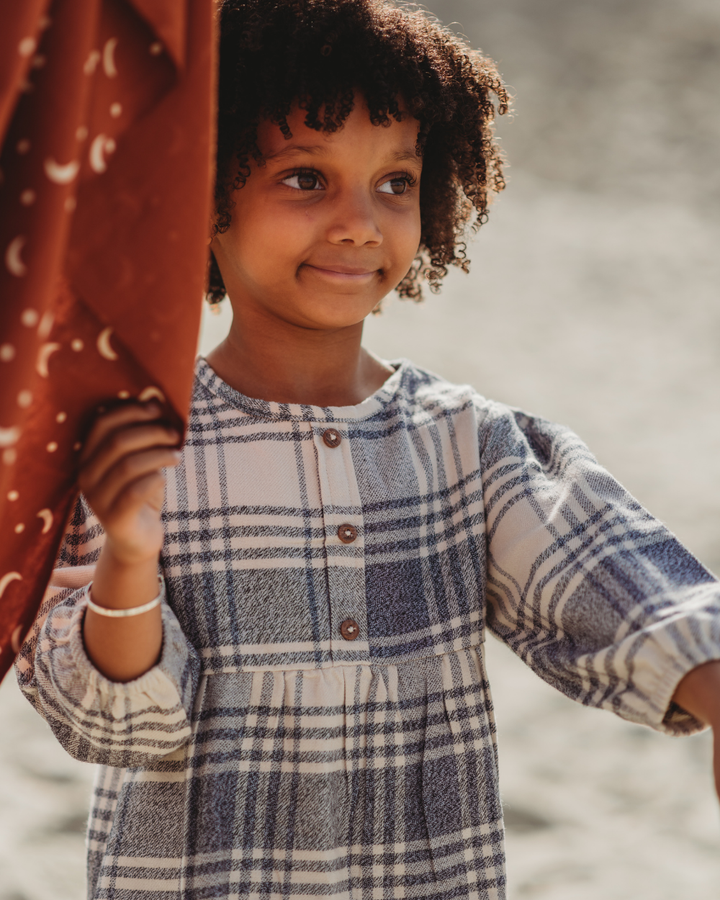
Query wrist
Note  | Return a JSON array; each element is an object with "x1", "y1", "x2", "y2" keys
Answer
[
  {"x1": 87, "y1": 576, "x2": 164, "y2": 618},
  {"x1": 91, "y1": 543, "x2": 160, "y2": 612},
  {"x1": 102, "y1": 537, "x2": 161, "y2": 569}
]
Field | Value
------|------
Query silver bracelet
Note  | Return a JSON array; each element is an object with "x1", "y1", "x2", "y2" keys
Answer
[{"x1": 86, "y1": 576, "x2": 164, "y2": 618}]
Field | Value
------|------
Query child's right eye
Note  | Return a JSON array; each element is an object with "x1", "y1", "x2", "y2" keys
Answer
[{"x1": 282, "y1": 171, "x2": 323, "y2": 191}]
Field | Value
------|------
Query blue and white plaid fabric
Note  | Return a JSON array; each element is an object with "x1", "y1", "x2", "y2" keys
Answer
[{"x1": 16, "y1": 358, "x2": 720, "y2": 900}]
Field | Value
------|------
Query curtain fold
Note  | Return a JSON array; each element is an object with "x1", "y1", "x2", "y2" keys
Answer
[{"x1": 0, "y1": 0, "x2": 216, "y2": 682}]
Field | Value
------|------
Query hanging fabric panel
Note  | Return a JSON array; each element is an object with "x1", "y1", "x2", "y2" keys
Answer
[{"x1": 0, "y1": 0, "x2": 217, "y2": 682}]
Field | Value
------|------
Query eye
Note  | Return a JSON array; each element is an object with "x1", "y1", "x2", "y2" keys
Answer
[
  {"x1": 282, "y1": 170, "x2": 323, "y2": 191},
  {"x1": 377, "y1": 175, "x2": 414, "y2": 195}
]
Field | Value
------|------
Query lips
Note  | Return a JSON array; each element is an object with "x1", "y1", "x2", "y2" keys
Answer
[{"x1": 305, "y1": 263, "x2": 377, "y2": 276}]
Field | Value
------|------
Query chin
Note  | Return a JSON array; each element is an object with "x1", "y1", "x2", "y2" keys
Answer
[
  {"x1": 295, "y1": 295, "x2": 383, "y2": 327},
  {"x1": 298, "y1": 311, "x2": 374, "y2": 332}
]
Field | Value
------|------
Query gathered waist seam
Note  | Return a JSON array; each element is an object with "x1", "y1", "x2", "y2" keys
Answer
[{"x1": 199, "y1": 637, "x2": 486, "y2": 675}]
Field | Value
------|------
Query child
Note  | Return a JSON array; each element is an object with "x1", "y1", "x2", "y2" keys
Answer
[{"x1": 16, "y1": 1, "x2": 720, "y2": 898}]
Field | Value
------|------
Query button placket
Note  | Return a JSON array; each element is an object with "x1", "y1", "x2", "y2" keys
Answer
[{"x1": 312, "y1": 423, "x2": 368, "y2": 660}]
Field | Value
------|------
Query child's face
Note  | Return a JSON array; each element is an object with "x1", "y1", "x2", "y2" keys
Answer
[{"x1": 211, "y1": 97, "x2": 422, "y2": 333}]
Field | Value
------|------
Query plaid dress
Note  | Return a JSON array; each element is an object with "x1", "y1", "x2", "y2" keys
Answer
[{"x1": 16, "y1": 358, "x2": 720, "y2": 900}]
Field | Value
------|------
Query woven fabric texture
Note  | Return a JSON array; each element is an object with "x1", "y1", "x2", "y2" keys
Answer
[{"x1": 16, "y1": 358, "x2": 720, "y2": 900}]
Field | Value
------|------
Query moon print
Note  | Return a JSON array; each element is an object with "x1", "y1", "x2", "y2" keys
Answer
[
  {"x1": 84, "y1": 49, "x2": 100, "y2": 75},
  {"x1": 138, "y1": 386, "x2": 166, "y2": 404},
  {"x1": 37, "y1": 509, "x2": 53, "y2": 534},
  {"x1": 103, "y1": 37, "x2": 118, "y2": 77},
  {"x1": 5, "y1": 236, "x2": 27, "y2": 277},
  {"x1": 89, "y1": 134, "x2": 111, "y2": 173},
  {"x1": 38, "y1": 310, "x2": 54, "y2": 340},
  {"x1": 97, "y1": 326, "x2": 119, "y2": 360},
  {"x1": 0, "y1": 427, "x2": 20, "y2": 448},
  {"x1": 11, "y1": 625, "x2": 25, "y2": 654},
  {"x1": 0, "y1": 572, "x2": 22, "y2": 599},
  {"x1": 36, "y1": 342, "x2": 61, "y2": 377},
  {"x1": 44, "y1": 157, "x2": 80, "y2": 184}
]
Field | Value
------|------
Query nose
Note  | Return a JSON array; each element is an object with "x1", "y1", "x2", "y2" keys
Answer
[{"x1": 325, "y1": 187, "x2": 383, "y2": 247}]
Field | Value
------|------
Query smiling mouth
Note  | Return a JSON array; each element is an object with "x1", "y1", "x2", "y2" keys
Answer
[{"x1": 303, "y1": 264, "x2": 378, "y2": 280}]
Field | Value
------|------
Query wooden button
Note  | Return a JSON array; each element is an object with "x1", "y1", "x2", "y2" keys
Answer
[
  {"x1": 340, "y1": 618, "x2": 360, "y2": 641},
  {"x1": 337, "y1": 524, "x2": 357, "y2": 544},
  {"x1": 322, "y1": 428, "x2": 341, "y2": 448}
]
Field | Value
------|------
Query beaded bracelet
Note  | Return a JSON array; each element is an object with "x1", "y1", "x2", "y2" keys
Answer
[{"x1": 86, "y1": 576, "x2": 164, "y2": 618}]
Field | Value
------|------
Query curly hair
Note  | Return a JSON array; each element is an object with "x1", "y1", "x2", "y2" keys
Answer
[{"x1": 208, "y1": 0, "x2": 510, "y2": 306}]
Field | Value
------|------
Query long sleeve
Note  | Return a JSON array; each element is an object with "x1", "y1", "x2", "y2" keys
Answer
[
  {"x1": 15, "y1": 494, "x2": 201, "y2": 767},
  {"x1": 479, "y1": 401, "x2": 720, "y2": 735}
]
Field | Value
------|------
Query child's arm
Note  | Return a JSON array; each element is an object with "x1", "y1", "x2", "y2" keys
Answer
[
  {"x1": 15, "y1": 402, "x2": 200, "y2": 768},
  {"x1": 672, "y1": 661, "x2": 720, "y2": 799},
  {"x1": 77, "y1": 401, "x2": 181, "y2": 682},
  {"x1": 479, "y1": 400, "x2": 720, "y2": 793}
]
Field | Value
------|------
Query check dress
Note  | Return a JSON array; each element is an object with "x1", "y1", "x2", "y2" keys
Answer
[{"x1": 16, "y1": 358, "x2": 720, "y2": 900}]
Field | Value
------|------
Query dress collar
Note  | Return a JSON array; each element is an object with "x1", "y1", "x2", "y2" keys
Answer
[{"x1": 194, "y1": 356, "x2": 408, "y2": 423}]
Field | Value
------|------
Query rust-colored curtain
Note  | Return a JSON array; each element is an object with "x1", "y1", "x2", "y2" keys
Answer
[{"x1": 0, "y1": 0, "x2": 216, "y2": 682}]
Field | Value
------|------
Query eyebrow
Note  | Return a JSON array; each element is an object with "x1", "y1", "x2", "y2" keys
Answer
[{"x1": 264, "y1": 145, "x2": 421, "y2": 164}]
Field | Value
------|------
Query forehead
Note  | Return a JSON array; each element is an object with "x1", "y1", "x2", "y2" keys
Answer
[{"x1": 256, "y1": 99, "x2": 421, "y2": 163}]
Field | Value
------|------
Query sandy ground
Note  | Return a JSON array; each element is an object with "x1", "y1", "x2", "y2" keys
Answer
[{"x1": 1, "y1": 0, "x2": 719, "y2": 896}]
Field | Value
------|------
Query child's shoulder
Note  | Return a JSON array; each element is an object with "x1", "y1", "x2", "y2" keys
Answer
[
  {"x1": 392, "y1": 358, "x2": 501, "y2": 420},
  {"x1": 394, "y1": 359, "x2": 595, "y2": 468}
]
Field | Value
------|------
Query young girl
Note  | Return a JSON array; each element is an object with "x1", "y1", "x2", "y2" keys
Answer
[{"x1": 16, "y1": 1, "x2": 720, "y2": 898}]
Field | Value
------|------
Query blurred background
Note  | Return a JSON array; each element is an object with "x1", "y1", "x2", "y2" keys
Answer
[{"x1": 1, "y1": 1, "x2": 719, "y2": 897}]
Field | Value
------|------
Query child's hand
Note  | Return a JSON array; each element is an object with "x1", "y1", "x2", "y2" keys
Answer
[
  {"x1": 672, "y1": 660, "x2": 720, "y2": 803},
  {"x1": 78, "y1": 402, "x2": 182, "y2": 566}
]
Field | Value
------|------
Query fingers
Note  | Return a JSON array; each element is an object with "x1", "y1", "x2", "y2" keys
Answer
[
  {"x1": 77, "y1": 401, "x2": 182, "y2": 528},
  {"x1": 80, "y1": 420, "x2": 180, "y2": 495},
  {"x1": 79, "y1": 401, "x2": 176, "y2": 466},
  {"x1": 82, "y1": 446, "x2": 180, "y2": 519},
  {"x1": 80, "y1": 401, "x2": 179, "y2": 483}
]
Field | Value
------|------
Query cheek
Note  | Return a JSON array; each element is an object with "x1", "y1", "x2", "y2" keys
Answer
[
  {"x1": 395, "y1": 207, "x2": 422, "y2": 262},
  {"x1": 241, "y1": 202, "x2": 313, "y2": 253},
  {"x1": 228, "y1": 210, "x2": 287, "y2": 267}
]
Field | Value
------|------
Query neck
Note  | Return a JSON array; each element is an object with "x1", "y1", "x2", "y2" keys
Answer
[{"x1": 205, "y1": 308, "x2": 393, "y2": 407}]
